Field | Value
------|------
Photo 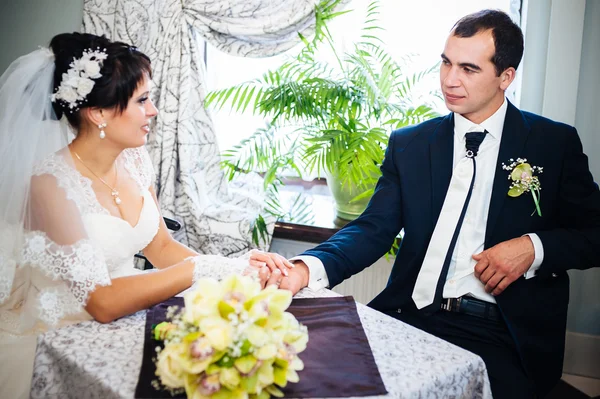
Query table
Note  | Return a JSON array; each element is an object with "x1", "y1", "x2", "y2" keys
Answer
[{"x1": 30, "y1": 288, "x2": 492, "y2": 399}]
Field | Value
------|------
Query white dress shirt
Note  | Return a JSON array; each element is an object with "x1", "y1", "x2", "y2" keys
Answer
[{"x1": 293, "y1": 98, "x2": 544, "y2": 303}]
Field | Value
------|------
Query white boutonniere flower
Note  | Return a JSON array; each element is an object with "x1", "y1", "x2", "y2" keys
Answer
[{"x1": 502, "y1": 158, "x2": 543, "y2": 217}]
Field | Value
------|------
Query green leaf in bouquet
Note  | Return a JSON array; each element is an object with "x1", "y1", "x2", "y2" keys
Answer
[
  {"x1": 273, "y1": 366, "x2": 288, "y2": 387},
  {"x1": 241, "y1": 373, "x2": 260, "y2": 393},
  {"x1": 216, "y1": 353, "x2": 236, "y2": 368},
  {"x1": 265, "y1": 384, "x2": 284, "y2": 398},
  {"x1": 234, "y1": 355, "x2": 259, "y2": 375},
  {"x1": 240, "y1": 339, "x2": 253, "y2": 356},
  {"x1": 257, "y1": 361, "x2": 275, "y2": 387}
]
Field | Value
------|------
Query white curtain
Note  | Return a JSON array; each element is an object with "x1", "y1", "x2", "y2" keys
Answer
[{"x1": 82, "y1": 0, "x2": 339, "y2": 256}]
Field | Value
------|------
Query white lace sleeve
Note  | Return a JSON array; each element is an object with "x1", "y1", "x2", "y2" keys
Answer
[
  {"x1": 187, "y1": 254, "x2": 250, "y2": 284},
  {"x1": 12, "y1": 164, "x2": 112, "y2": 327},
  {"x1": 21, "y1": 232, "x2": 111, "y2": 325},
  {"x1": 122, "y1": 146, "x2": 156, "y2": 190}
]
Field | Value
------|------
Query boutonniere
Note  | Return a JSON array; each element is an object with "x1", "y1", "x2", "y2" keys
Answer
[{"x1": 502, "y1": 158, "x2": 543, "y2": 217}]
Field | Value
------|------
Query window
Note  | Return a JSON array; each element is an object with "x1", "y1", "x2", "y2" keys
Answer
[{"x1": 205, "y1": 0, "x2": 517, "y2": 155}]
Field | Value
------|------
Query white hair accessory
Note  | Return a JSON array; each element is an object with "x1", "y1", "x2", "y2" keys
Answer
[{"x1": 51, "y1": 48, "x2": 108, "y2": 111}]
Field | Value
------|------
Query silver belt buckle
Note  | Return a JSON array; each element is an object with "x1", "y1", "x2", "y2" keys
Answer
[
  {"x1": 441, "y1": 298, "x2": 452, "y2": 311},
  {"x1": 441, "y1": 297, "x2": 462, "y2": 312}
]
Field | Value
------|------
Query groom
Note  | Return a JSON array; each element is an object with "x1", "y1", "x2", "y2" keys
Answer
[{"x1": 278, "y1": 9, "x2": 600, "y2": 399}]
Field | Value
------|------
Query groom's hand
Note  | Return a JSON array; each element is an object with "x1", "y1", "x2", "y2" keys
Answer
[
  {"x1": 279, "y1": 261, "x2": 310, "y2": 295},
  {"x1": 473, "y1": 236, "x2": 535, "y2": 296}
]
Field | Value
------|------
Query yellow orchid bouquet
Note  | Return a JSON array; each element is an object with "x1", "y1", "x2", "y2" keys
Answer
[{"x1": 153, "y1": 274, "x2": 308, "y2": 399}]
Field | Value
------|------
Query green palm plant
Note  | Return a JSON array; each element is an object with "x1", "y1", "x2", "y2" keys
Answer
[{"x1": 206, "y1": 0, "x2": 440, "y2": 244}]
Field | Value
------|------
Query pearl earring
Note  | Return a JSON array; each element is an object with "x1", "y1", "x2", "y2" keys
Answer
[{"x1": 98, "y1": 122, "x2": 107, "y2": 139}]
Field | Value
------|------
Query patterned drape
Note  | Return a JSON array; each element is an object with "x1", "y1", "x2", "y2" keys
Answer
[{"x1": 82, "y1": 0, "x2": 331, "y2": 256}]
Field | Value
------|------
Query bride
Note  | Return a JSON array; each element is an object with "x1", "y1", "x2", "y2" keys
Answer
[{"x1": 0, "y1": 32, "x2": 292, "y2": 398}]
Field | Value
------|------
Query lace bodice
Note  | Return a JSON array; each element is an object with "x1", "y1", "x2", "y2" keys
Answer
[
  {"x1": 84, "y1": 189, "x2": 159, "y2": 277},
  {"x1": 0, "y1": 146, "x2": 160, "y2": 335}
]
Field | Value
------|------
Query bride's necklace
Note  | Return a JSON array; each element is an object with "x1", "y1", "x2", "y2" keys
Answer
[{"x1": 72, "y1": 150, "x2": 123, "y2": 205}]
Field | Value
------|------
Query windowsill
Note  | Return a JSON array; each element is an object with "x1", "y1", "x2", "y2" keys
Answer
[{"x1": 273, "y1": 179, "x2": 350, "y2": 243}]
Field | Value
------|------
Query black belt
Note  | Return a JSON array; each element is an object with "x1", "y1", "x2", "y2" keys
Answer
[{"x1": 441, "y1": 296, "x2": 503, "y2": 323}]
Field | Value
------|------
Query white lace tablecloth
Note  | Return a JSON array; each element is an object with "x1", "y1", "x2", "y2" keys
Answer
[{"x1": 30, "y1": 288, "x2": 492, "y2": 399}]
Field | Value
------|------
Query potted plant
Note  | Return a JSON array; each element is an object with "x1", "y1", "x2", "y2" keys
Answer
[{"x1": 206, "y1": 0, "x2": 439, "y2": 243}]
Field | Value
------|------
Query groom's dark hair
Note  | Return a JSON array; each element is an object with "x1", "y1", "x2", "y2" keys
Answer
[{"x1": 452, "y1": 9, "x2": 524, "y2": 76}]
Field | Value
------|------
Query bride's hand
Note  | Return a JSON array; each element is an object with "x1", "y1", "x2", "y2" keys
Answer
[
  {"x1": 247, "y1": 249, "x2": 294, "y2": 277},
  {"x1": 243, "y1": 265, "x2": 284, "y2": 289}
]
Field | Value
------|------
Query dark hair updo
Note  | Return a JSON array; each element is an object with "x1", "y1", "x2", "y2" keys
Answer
[{"x1": 50, "y1": 32, "x2": 152, "y2": 129}]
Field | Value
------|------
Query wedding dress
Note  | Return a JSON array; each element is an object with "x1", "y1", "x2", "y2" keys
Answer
[{"x1": 0, "y1": 145, "x2": 248, "y2": 398}]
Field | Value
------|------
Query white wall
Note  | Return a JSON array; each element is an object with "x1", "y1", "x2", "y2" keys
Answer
[
  {"x1": 0, "y1": 0, "x2": 83, "y2": 74},
  {"x1": 566, "y1": 0, "x2": 600, "y2": 379},
  {"x1": 519, "y1": 0, "x2": 552, "y2": 115},
  {"x1": 521, "y1": 0, "x2": 600, "y2": 379}
]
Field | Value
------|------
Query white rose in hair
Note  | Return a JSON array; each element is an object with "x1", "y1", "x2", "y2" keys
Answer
[
  {"x1": 82, "y1": 60, "x2": 102, "y2": 79},
  {"x1": 60, "y1": 87, "x2": 79, "y2": 106},
  {"x1": 71, "y1": 59, "x2": 84, "y2": 73},
  {"x1": 76, "y1": 78, "x2": 95, "y2": 97},
  {"x1": 61, "y1": 71, "x2": 80, "y2": 89}
]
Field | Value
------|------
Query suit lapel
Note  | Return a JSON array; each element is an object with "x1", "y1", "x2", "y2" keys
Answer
[
  {"x1": 429, "y1": 113, "x2": 455, "y2": 230},
  {"x1": 485, "y1": 101, "x2": 531, "y2": 244}
]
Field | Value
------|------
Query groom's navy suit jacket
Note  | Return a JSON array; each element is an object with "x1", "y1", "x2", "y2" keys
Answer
[{"x1": 302, "y1": 101, "x2": 600, "y2": 396}]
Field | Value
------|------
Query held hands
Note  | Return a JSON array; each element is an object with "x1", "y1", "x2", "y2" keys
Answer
[
  {"x1": 243, "y1": 250, "x2": 295, "y2": 289},
  {"x1": 473, "y1": 236, "x2": 535, "y2": 296},
  {"x1": 242, "y1": 251, "x2": 310, "y2": 294},
  {"x1": 279, "y1": 261, "x2": 310, "y2": 295},
  {"x1": 248, "y1": 249, "x2": 294, "y2": 276}
]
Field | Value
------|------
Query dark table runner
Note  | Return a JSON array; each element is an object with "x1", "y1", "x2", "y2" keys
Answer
[{"x1": 135, "y1": 296, "x2": 387, "y2": 398}]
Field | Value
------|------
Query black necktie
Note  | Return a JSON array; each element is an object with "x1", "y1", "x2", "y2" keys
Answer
[{"x1": 420, "y1": 130, "x2": 487, "y2": 313}]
